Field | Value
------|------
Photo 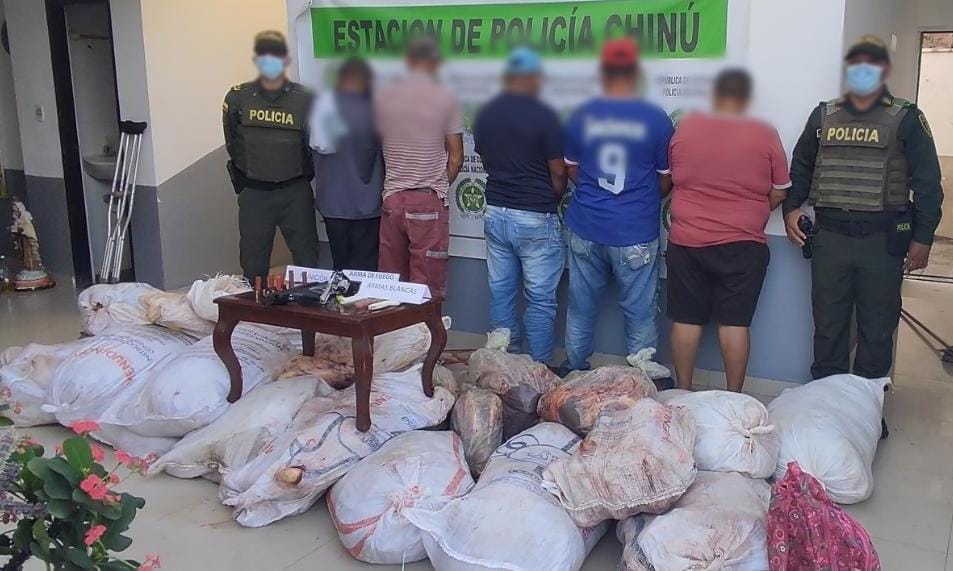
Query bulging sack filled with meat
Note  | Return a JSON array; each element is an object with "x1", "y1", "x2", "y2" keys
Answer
[
  {"x1": 404, "y1": 423, "x2": 608, "y2": 571},
  {"x1": 537, "y1": 366, "x2": 657, "y2": 436},
  {"x1": 327, "y1": 431, "x2": 474, "y2": 564},
  {"x1": 768, "y1": 462, "x2": 881, "y2": 571},
  {"x1": 99, "y1": 324, "x2": 295, "y2": 438},
  {"x1": 663, "y1": 390, "x2": 779, "y2": 479},
  {"x1": 220, "y1": 365, "x2": 454, "y2": 527},
  {"x1": 277, "y1": 318, "x2": 452, "y2": 388},
  {"x1": 0, "y1": 339, "x2": 94, "y2": 427},
  {"x1": 542, "y1": 399, "x2": 697, "y2": 527},
  {"x1": 151, "y1": 377, "x2": 336, "y2": 479},
  {"x1": 186, "y1": 274, "x2": 250, "y2": 322},
  {"x1": 450, "y1": 385, "x2": 503, "y2": 477},
  {"x1": 618, "y1": 472, "x2": 771, "y2": 571},
  {"x1": 468, "y1": 348, "x2": 561, "y2": 438},
  {"x1": 141, "y1": 290, "x2": 214, "y2": 338},
  {"x1": 44, "y1": 326, "x2": 197, "y2": 425},
  {"x1": 78, "y1": 283, "x2": 159, "y2": 336},
  {"x1": 768, "y1": 374, "x2": 890, "y2": 504}
]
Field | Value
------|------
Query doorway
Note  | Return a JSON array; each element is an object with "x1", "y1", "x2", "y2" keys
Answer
[
  {"x1": 915, "y1": 31, "x2": 953, "y2": 278},
  {"x1": 46, "y1": 0, "x2": 133, "y2": 288}
]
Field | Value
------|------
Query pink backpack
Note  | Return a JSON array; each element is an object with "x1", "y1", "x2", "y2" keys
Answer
[{"x1": 768, "y1": 462, "x2": 881, "y2": 571}]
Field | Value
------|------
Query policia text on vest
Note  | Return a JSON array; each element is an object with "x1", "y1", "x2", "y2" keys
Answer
[
  {"x1": 784, "y1": 93, "x2": 944, "y2": 381},
  {"x1": 223, "y1": 80, "x2": 320, "y2": 280}
]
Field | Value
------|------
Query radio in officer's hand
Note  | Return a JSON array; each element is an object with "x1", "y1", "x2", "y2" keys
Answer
[{"x1": 798, "y1": 216, "x2": 816, "y2": 259}]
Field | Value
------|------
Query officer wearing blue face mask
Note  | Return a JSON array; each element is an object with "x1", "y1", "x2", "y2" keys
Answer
[
  {"x1": 783, "y1": 35, "x2": 944, "y2": 437},
  {"x1": 223, "y1": 31, "x2": 319, "y2": 280}
]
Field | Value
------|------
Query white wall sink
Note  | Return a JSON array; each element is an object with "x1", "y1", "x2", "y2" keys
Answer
[{"x1": 82, "y1": 153, "x2": 118, "y2": 182}]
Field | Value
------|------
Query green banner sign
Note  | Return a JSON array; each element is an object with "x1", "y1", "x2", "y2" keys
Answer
[{"x1": 311, "y1": 0, "x2": 728, "y2": 60}]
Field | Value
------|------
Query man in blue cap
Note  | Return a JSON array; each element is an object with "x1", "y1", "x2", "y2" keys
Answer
[{"x1": 473, "y1": 47, "x2": 567, "y2": 364}]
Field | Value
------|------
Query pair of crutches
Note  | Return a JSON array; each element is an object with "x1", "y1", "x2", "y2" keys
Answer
[{"x1": 100, "y1": 120, "x2": 147, "y2": 284}]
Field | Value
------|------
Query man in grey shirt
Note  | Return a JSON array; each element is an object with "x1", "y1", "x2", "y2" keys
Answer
[{"x1": 311, "y1": 59, "x2": 384, "y2": 270}]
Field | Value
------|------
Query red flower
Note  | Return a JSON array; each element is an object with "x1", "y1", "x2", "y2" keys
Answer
[
  {"x1": 91, "y1": 445, "x2": 105, "y2": 463},
  {"x1": 138, "y1": 554, "x2": 161, "y2": 570},
  {"x1": 80, "y1": 475, "x2": 109, "y2": 501},
  {"x1": 108, "y1": 473, "x2": 121, "y2": 485},
  {"x1": 84, "y1": 524, "x2": 107, "y2": 546},
  {"x1": 69, "y1": 420, "x2": 101, "y2": 435},
  {"x1": 115, "y1": 450, "x2": 133, "y2": 465}
]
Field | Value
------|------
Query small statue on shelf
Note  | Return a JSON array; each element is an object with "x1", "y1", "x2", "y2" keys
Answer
[{"x1": 9, "y1": 200, "x2": 54, "y2": 291}]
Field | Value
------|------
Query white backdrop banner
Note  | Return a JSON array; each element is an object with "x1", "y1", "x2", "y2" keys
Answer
[{"x1": 293, "y1": 0, "x2": 752, "y2": 260}]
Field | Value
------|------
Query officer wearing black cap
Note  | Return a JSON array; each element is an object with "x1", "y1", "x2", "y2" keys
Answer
[
  {"x1": 223, "y1": 31, "x2": 319, "y2": 280},
  {"x1": 783, "y1": 36, "x2": 943, "y2": 412}
]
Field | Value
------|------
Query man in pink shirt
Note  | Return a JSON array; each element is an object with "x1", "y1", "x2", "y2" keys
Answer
[
  {"x1": 667, "y1": 69, "x2": 791, "y2": 392},
  {"x1": 374, "y1": 36, "x2": 465, "y2": 297}
]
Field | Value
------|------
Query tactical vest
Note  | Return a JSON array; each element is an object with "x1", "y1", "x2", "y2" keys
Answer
[
  {"x1": 233, "y1": 82, "x2": 311, "y2": 184},
  {"x1": 809, "y1": 97, "x2": 910, "y2": 212}
]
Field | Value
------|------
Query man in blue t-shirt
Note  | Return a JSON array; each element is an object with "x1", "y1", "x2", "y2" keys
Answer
[
  {"x1": 474, "y1": 47, "x2": 567, "y2": 363},
  {"x1": 562, "y1": 38, "x2": 674, "y2": 371}
]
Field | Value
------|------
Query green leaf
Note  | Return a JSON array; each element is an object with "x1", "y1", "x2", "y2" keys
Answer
[
  {"x1": 47, "y1": 498, "x2": 74, "y2": 518},
  {"x1": 71, "y1": 488, "x2": 122, "y2": 519},
  {"x1": 12, "y1": 520, "x2": 32, "y2": 548},
  {"x1": 31, "y1": 520, "x2": 51, "y2": 556},
  {"x1": 48, "y1": 456, "x2": 82, "y2": 486},
  {"x1": 0, "y1": 415, "x2": 13, "y2": 426},
  {"x1": 63, "y1": 437, "x2": 95, "y2": 473},
  {"x1": 64, "y1": 546, "x2": 95, "y2": 569},
  {"x1": 27, "y1": 457, "x2": 52, "y2": 479},
  {"x1": 100, "y1": 533, "x2": 132, "y2": 552},
  {"x1": 42, "y1": 471, "x2": 74, "y2": 500}
]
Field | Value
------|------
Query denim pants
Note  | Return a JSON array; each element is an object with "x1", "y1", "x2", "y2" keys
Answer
[
  {"x1": 484, "y1": 205, "x2": 566, "y2": 362},
  {"x1": 565, "y1": 231, "x2": 660, "y2": 371}
]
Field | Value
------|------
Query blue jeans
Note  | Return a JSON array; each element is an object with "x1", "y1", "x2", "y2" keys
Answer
[
  {"x1": 565, "y1": 231, "x2": 660, "y2": 371},
  {"x1": 484, "y1": 205, "x2": 566, "y2": 362}
]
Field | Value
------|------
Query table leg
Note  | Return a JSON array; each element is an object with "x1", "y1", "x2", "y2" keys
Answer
[
  {"x1": 302, "y1": 330, "x2": 316, "y2": 357},
  {"x1": 213, "y1": 318, "x2": 243, "y2": 403},
  {"x1": 422, "y1": 306, "x2": 447, "y2": 398},
  {"x1": 352, "y1": 334, "x2": 374, "y2": 432}
]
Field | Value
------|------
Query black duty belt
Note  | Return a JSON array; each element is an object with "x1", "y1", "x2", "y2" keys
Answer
[
  {"x1": 230, "y1": 163, "x2": 309, "y2": 191},
  {"x1": 816, "y1": 217, "x2": 892, "y2": 237}
]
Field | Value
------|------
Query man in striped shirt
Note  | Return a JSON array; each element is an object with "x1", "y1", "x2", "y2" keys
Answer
[{"x1": 374, "y1": 36, "x2": 465, "y2": 297}]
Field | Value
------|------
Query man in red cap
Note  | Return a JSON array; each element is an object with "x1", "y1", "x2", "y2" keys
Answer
[{"x1": 560, "y1": 38, "x2": 675, "y2": 374}]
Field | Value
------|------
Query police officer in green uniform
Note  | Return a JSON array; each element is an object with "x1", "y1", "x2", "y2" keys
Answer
[
  {"x1": 783, "y1": 36, "x2": 944, "y2": 422},
  {"x1": 223, "y1": 31, "x2": 319, "y2": 280}
]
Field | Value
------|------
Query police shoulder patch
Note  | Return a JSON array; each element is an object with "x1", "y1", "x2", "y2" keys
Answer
[{"x1": 919, "y1": 113, "x2": 934, "y2": 139}]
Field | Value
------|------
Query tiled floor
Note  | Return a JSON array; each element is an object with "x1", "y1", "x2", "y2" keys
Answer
[{"x1": 2, "y1": 278, "x2": 953, "y2": 570}]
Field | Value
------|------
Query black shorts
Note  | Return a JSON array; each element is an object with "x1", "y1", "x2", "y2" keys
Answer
[{"x1": 666, "y1": 241, "x2": 770, "y2": 327}]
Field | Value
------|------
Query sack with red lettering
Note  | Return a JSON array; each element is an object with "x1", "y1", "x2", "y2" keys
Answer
[
  {"x1": 220, "y1": 365, "x2": 455, "y2": 527},
  {"x1": 327, "y1": 431, "x2": 474, "y2": 564},
  {"x1": 0, "y1": 339, "x2": 94, "y2": 427},
  {"x1": 99, "y1": 324, "x2": 294, "y2": 438},
  {"x1": 78, "y1": 283, "x2": 160, "y2": 336},
  {"x1": 44, "y1": 325, "x2": 197, "y2": 425}
]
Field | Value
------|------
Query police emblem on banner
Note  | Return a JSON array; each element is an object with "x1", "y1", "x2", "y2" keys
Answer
[{"x1": 455, "y1": 178, "x2": 487, "y2": 218}]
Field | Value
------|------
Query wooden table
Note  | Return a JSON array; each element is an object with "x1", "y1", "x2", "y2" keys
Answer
[{"x1": 212, "y1": 292, "x2": 447, "y2": 432}]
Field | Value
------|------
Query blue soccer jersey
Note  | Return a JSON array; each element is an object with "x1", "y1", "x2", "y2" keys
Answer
[{"x1": 564, "y1": 97, "x2": 675, "y2": 247}]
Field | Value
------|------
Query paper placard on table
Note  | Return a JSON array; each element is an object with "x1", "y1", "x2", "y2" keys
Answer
[
  {"x1": 285, "y1": 265, "x2": 400, "y2": 284},
  {"x1": 356, "y1": 280, "x2": 432, "y2": 305}
]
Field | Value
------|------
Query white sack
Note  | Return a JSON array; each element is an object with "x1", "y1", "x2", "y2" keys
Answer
[
  {"x1": 664, "y1": 390, "x2": 779, "y2": 479},
  {"x1": 405, "y1": 423, "x2": 608, "y2": 571},
  {"x1": 220, "y1": 365, "x2": 454, "y2": 527},
  {"x1": 141, "y1": 291, "x2": 214, "y2": 338},
  {"x1": 93, "y1": 425, "x2": 178, "y2": 458},
  {"x1": 44, "y1": 326, "x2": 197, "y2": 425},
  {"x1": 150, "y1": 377, "x2": 334, "y2": 479},
  {"x1": 656, "y1": 389, "x2": 692, "y2": 404},
  {"x1": 327, "y1": 431, "x2": 474, "y2": 564},
  {"x1": 618, "y1": 472, "x2": 771, "y2": 571},
  {"x1": 187, "y1": 275, "x2": 250, "y2": 322},
  {"x1": 769, "y1": 374, "x2": 890, "y2": 504},
  {"x1": 78, "y1": 283, "x2": 159, "y2": 335},
  {"x1": 542, "y1": 399, "x2": 697, "y2": 527},
  {"x1": 98, "y1": 324, "x2": 294, "y2": 438},
  {"x1": 0, "y1": 340, "x2": 93, "y2": 426}
]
